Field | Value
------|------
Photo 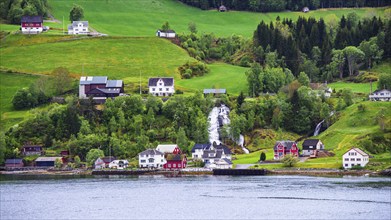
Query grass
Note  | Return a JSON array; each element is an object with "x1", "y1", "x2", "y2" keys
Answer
[
  {"x1": 176, "y1": 63, "x2": 248, "y2": 95},
  {"x1": 48, "y1": 0, "x2": 387, "y2": 38},
  {"x1": 328, "y1": 82, "x2": 371, "y2": 94},
  {"x1": 371, "y1": 59, "x2": 391, "y2": 75},
  {"x1": 0, "y1": 72, "x2": 39, "y2": 131},
  {"x1": 0, "y1": 36, "x2": 195, "y2": 85}
]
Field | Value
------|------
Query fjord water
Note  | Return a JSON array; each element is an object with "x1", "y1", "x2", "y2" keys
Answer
[{"x1": 1, "y1": 175, "x2": 390, "y2": 219}]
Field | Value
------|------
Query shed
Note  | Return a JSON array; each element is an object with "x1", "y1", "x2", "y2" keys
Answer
[
  {"x1": 5, "y1": 159, "x2": 24, "y2": 168},
  {"x1": 35, "y1": 157, "x2": 62, "y2": 167},
  {"x1": 303, "y1": 7, "x2": 309, "y2": 13},
  {"x1": 219, "y1": 5, "x2": 227, "y2": 12}
]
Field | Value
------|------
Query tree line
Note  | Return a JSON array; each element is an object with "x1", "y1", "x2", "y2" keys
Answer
[
  {"x1": 0, "y1": 0, "x2": 49, "y2": 24},
  {"x1": 178, "y1": 0, "x2": 391, "y2": 12}
]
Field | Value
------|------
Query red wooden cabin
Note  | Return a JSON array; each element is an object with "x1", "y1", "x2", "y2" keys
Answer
[{"x1": 274, "y1": 141, "x2": 299, "y2": 160}]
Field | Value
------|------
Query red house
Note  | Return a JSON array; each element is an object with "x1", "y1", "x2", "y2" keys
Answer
[
  {"x1": 21, "y1": 16, "x2": 43, "y2": 34},
  {"x1": 274, "y1": 141, "x2": 299, "y2": 160},
  {"x1": 163, "y1": 154, "x2": 187, "y2": 169}
]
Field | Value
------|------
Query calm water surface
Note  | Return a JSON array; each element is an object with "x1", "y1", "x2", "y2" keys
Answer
[{"x1": 0, "y1": 175, "x2": 390, "y2": 219}]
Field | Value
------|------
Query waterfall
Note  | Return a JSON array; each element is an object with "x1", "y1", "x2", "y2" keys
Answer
[
  {"x1": 313, "y1": 120, "x2": 325, "y2": 136},
  {"x1": 207, "y1": 104, "x2": 249, "y2": 154}
]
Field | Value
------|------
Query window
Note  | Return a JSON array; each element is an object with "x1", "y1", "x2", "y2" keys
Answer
[
  {"x1": 159, "y1": 83, "x2": 162, "y2": 86},
  {"x1": 159, "y1": 88, "x2": 162, "y2": 91},
  {"x1": 152, "y1": 88, "x2": 155, "y2": 91},
  {"x1": 148, "y1": 158, "x2": 154, "y2": 163},
  {"x1": 344, "y1": 164, "x2": 348, "y2": 167},
  {"x1": 161, "y1": 159, "x2": 163, "y2": 162},
  {"x1": 168, "y1": 164, "x2": 171, "y2": 168},
  {"x1": 350, "y1": 158, "x2": 355, "y2": 161},
  {"x1": 195, "y1": 155, "x2": 198, "y2": 158},
  {"x1": 173, "y1": 164, "x2": 176, "y2": 168},
  {"x1": 178, "y1": 164, "x2": 181, "y2": 168},
  {"x1": 344, "y1": 158, "x2": 349, "y2": 161},
  {"x1": 141, "y1": 160, "x2": 146, "y2": 163},
  {"x1": 166, "y1": 88, "x2": 169, "y2": 91},
  {"x1": 357, "y1": 158, "x2": 361, "y2": 161}
]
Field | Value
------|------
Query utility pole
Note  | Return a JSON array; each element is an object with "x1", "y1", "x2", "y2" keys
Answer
[
  {"x1": 63, "y1": 16, "x2": 64, "y2": 35},
  {"x1": 139, "y1": 70, "x2": 141, "y2": 95}
]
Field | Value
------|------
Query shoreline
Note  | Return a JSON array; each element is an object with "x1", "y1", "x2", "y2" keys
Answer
[{"x1": 1, "y1": 168, "x2": 390, "y2": 177}]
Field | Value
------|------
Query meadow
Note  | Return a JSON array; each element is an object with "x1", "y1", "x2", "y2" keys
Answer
[
  {"x1": 48, "y1": 0, "x2": 386, "y2": 38},
  {"x1": 328, "y1": 82, "x2": 371, "y2": 94},
  {"x1": 0, "y1": 72, "x2": 39, "y2": 130}
]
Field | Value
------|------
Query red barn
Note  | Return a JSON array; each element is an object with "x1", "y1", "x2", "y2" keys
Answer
[
  {"x1": 163, "y1": 154, "x2": 187, "y2": 169},
  {"x1": 21, "y1": 16, "x2": 43, "y2": 34},
  {"x1": 274, "y1": 141, "x2": 299, "y2": 160}
]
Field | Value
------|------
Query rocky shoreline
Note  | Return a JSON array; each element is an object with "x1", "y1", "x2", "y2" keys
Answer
[{"x1": 1, "y1": 168, "x2": 390, "y2": 177}]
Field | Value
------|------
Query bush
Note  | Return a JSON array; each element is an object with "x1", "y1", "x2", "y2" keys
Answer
[
  {"x1": 351, "y1": 164, "x2": 364, "y2": 170},
  {"x1": 178, "y1": 61, "x2": 209, "y2": 79},
  {"x1": 260, "y1": 152, "x2": 266, "y2": 162},
  {"x1": 281, "y1": 154, "x2": 299, "y2": 167}
]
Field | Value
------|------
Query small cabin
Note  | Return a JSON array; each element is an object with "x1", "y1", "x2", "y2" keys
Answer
[
  {"x1": 5, "y1": 159, "x2": 24, "y2": 168},
  {"x1": 219, "y1": 5, "x2": 227, "y2": 12},
  {"x1": 156, "y1": 29, "x2": 176, "y2": 38}
]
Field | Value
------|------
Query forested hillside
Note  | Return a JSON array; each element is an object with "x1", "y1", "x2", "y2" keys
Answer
[{"x1": 179, "y1": 0, "x2": 391, "y2": 12}]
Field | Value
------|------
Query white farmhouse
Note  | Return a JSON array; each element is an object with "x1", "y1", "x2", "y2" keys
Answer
[
  {"x1": 68, "y1": 21, "x2": 89, "y2": 35},
  {"x1": 108, "y1": 160, "x2": 129, "y2": 169},
  {"x1": 369, "y1": 89, "x2": 391, "y2": 101},
  {"x1": 138, "y1": 149, "x2": 166, "y2": 169},
  {"x1": 21, "y1": 16, "x2": 43, "y2": 34},
  {"x1": 191, "y1": 143, "x2": 233, "y2": 169},
  {"x1": 156, "y1": 29, "x2": 176, "y2": 38},
  {"x1": 148, "y1": 77, "x2": 174, "y2": 96},
  {"x1": 342, "y1": 148, "x2": 369, "y2": 169}
]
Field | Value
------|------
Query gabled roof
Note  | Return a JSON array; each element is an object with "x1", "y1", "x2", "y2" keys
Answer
[
  {"x1": 216, "y1": 158, "x2": 232, "y2": 165},
  {"x1": 80, "y1": 76, "x2": 108, "y2": 85},
  {"x1": 106, "y1": 80, "x2": 123, "y2": 88},
  {"x1": 343, "y1": 148, "x2": 369, "y2": 157},
  {"x1": 157, "y1": 29, "x2": 176, "y2": 33},
  {"x1": 5, "y1": 159, "x2": 23, "y2": 164},
  {"x1": 86, "y1": 88, "x2": 121, "y2": 95},
  {"x1": 302, "y1": 139, "x2": 321, "y2": 147},
  {"x1": 191, "y1": 143, "x2": 211, "y2": 153},
  {"x1": 35, "y1": 157, "x2": 62, "y2": 162},
  {"x1": 148, "y1": 77, "x2": 174, "y2": 87},
  {"x1": 274, "y1": 141, "x2": 297, "y2": 150},
  {"x1": 202, "y1": 149, "x2": 223, "y2": 159},
  {"x1": 22, "y1": 145, "x2": 42, "y2": 149},
  {"x1": 156, "y1": 144, "x2": 178, "y2": 154},
  {"x1": 203, "y1": 89, "x2": 226, "y2": 94},
  {"x1": 21, "y1": 16, "x2": 43, "y2": 23},
  {"x1": 371, "y1": 89, "x2": 391, "y2": 94},
  {"x1": 102, "y1": 156, "x2": 116, "y2": 163},
  {"x1": 215, "y1": 144, "x2": 232, "y2": 155},
  {"x1": 139, "y1": 149, "x2": 164, "y2": 156},
  {"x1": 95, "y1": 158, "x2": 105, "y2": 165},
  {"x1": 72, "y1": 21, "x2": 88, "y2": 27}
]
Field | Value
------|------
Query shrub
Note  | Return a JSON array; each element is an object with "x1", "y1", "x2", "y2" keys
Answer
[
  {"x1": 260, "y1": 152, "x2": 266, "y2": 162},
  {"x1": 178, "y1": 61, "x2": 209, "y2": 79},
  {"x1": 281, "y1": 154, "x2": 299, "y2": 167}
]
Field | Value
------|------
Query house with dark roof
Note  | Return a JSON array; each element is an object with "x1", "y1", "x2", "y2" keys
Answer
[
  {"x1": 79, "y1": 76, "x2": 124, "y2": 101},
  {"x1": 138, "y1": 149, "x2": 165, "y2": 169},
  {"x1": 192, "y1": 143, "x2": 232, "y2": 168},
  {"x1": 148, "y1": 77, "x2": 174, "y2": 96},
  {"x1": 342, "y1": 148, "x2": 369, "y2": 169},
  {"x1": 273, "y1": 141, "x2": 299, "y2": 160},
  {"x1": 302, "y1": 139, "x2": 324, "y2": 157},
  {"x1": 215, "y1": 158, "x2": 233, "y2": 169},
  {"x1": 156, "y1": 29, "x2": 176, "y2": 38},
  {"x1": 21, "y1": 145, "x2": 44, "y2": 156},
  {"x1": 21, "y1": 16, "x2": 43, "y2": 34},
  {"x1": 163, "y1": 154, "x2": 187, "y2": 169},
  {"x1": 203, "y1": 89, "x2": 226, "y2": 96},
  {"x1": 369, "y1": 89, "x2": 391, "y2": 101},
  {"x1": 68, "y1": 21, "x2": 89, "y2": 35},
  {"x1": 5, "y1": 159, "x2": 24, "y2": 168}
]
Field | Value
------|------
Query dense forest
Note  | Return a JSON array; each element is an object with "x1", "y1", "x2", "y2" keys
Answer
[
  {"x1": 0, "y1": 0, "x2": 49, "y2": 24},
  {"x1": 178, "y1": 0, "x2": 391, "y2": 11}
]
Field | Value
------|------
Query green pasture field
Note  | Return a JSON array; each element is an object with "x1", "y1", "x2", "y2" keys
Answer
[
  {"x1": 48, "y1": 0, "x2": 386, "y2": 37},
  {"x1": 176, "y1": 63, "x2": 248, "y2": 95},
  {"x1": 0, "y1": 36, "x2": 195, "y2": 84},
  {"x1": 0, "y1": 72, "x2": 39, "y2": 131},
  {"x1": 328, "y1": 82, "x2": 371, "y2": 94}
]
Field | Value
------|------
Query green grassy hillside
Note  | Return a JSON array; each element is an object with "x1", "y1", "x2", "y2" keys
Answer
[
  {"x1": 0, "y1": 72, "x2": 39, "y2": 130},
  {"x1": 235, "y1": 101, "x2": 391, "y2": 170},
  {"x1": 48, "y1": 0, "x2": 386, "y2": 37}
]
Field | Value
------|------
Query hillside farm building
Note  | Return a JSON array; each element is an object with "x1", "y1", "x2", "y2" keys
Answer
[
  {"x1": 21, "y1": 16, "x2": 43, "y2": 34},
  {"x1": 79, "y1": 76, "x2": 124, "y2": 102},
  {"x1": 148, "y1": 77, "x2": 174, "y2": 96},
  {"x1": 68, "y1": 21, "x2": 89, "y2": 35}
]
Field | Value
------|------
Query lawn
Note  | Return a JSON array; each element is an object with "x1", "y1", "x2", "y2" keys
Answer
[
  {"x1": 328, "y1": 81, "x2": 371, "y2": 94},
  {"x1": 48, "y1": 0, "x2": 387, "y2": 37},
  {"x1": 0, "y1": 72, "x2": 39, "y2": 131},
  {"x1": 176, "y1": 63, "x2": 248, "y2": 95}
]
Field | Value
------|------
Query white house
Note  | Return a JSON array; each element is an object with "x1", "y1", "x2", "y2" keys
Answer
[
  {"x1": 191, "y1": 143, "x2": 232, "y2": 168},
  {"x1": 156, "y1": 29, "x2": 176, "y2": 38},
  {"x1": 108, "y1": 160, "x2": 129, "y2": 169},
  {"x1": 148, "y1": 77, "x2": 174, "y2": 96},
  {"x1": 138, "y1": 149, "x2": 166, "y2": 169},
  {"x1": 213, "y1": 158, "x2": 233, "y2": 169},
  {"x1": 302, "y1": 139, "x2": 324, "y2": 157},
  {"x1": 191, "y1": 143, "x2": 211, "y2": 160},
  {"x1": 94, "y1": 158, "x2": 105, "y2": 169},
  {"x1": 369, "y1": 89, "x2": 391, "y2": 101},
  {"x1": 342, "y1": 148, "x2": 369, "y2": 169},
  {"x1": 68, "y1": 21, "x2": 89, "y2": 35}
]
